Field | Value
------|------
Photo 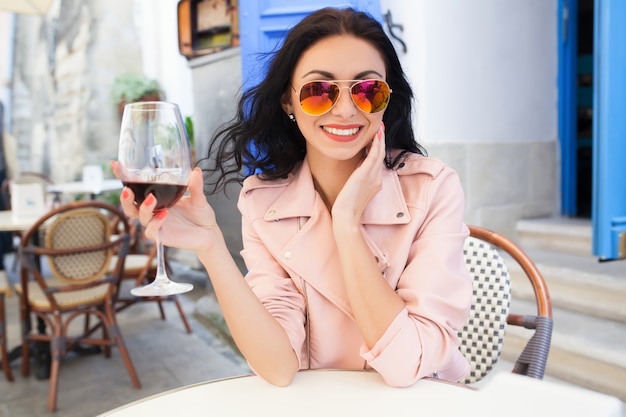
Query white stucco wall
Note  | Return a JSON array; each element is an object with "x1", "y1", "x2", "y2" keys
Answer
[
  {"x1": 381, "y1": 0, "x2": 558, "y2": 145},
  {"x1": 380, "y1": 0, "x2": 560, "y2": 236},
  {"x1": 134, "y1": 0, "x2": 194, "y2": 119}
]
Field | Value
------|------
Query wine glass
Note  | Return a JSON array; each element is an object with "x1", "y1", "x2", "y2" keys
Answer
[{"x1": 117, "y1": 101, "x2": 193, "y2": 296}]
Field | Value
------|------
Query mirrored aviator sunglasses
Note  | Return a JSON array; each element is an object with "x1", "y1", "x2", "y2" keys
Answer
[{"x1": 297, "y1": 79, "x2": 392, "y2": 116}]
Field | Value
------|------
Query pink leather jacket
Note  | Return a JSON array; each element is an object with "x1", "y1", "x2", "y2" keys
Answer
[{"x1": 237, "y1": 152, "x2": 472, "y2": 387}]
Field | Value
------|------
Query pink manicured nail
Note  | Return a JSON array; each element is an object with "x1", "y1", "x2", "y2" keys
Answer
[{"x1": 145, "y1": 194, "x2": 155, "y2": 205}]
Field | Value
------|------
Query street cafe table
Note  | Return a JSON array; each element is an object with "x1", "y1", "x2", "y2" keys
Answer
[
  {"x1": 0, "y1": 210, "x2": 40, "y2": 232},
  {"x1": 0, "y1": 209, "x2": 52, "y2": 373},
  {"x1": 48, "y1": 178, "x2": 123, "y2": 200},
  {"x1": 98, "y1": 370, "x2": 624, "y2": 417}
]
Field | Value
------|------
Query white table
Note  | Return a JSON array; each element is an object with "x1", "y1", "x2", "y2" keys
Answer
[
  {"x1": 0, "y1": 210, "x2": 40, "y2": 232},
  {"x1": 98, "y1": 370, "x2": 624, "y2": 417},
  {"x1": 48, "y1": 179, "x2": 123, "y2": 199}
]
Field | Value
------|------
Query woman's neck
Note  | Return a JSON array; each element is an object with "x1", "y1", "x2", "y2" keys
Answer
[{"x1": 307, "y1": 153, "x2": 362, "y2": 211}]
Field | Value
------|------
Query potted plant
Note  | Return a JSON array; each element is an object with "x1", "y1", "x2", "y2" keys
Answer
[
  {"x1": 185, "y1": 115, "x2": 196, "y2": 163},
  {"x1": 111, "y1": 73, "x2": 162, "y2": 117}
]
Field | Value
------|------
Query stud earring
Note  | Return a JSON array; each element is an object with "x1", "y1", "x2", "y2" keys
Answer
[{"x1": 288, "y1": 113, "x2": 296, "y2": 122}]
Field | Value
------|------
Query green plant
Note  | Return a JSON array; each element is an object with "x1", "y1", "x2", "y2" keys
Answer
[
  {"x1": 185, "y1": 116, "x2": 194, "y2": 146},
  {"x1": 111, "y1": 73, "x2": 162, "y2": 104}
]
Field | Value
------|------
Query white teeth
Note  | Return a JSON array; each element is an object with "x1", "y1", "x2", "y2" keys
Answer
[{"x1": 323, "y1": 126, "x2": 360, "y2": 136}]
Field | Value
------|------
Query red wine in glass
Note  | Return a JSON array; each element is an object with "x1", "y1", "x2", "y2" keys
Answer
[{"x1": 122, "y1": 182, "x2": 187, "y2": 211}]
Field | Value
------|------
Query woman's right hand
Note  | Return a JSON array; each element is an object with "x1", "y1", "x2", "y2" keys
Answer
[{"x1": 112, "y1": 162, "x2": 220, "y2": 254}]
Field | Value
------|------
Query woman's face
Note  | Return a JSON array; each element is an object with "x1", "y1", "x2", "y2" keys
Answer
[{"x1": 285, "y1": 35, "x2": 387, "y2": 166}]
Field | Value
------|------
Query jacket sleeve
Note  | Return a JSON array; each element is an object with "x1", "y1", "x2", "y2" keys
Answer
[
  {"x1": 360, "y1": 165, "x2": 472, "y2": 386},
  {"x1": 238, "y1": 199, "x2": 308, "y2": 369}
]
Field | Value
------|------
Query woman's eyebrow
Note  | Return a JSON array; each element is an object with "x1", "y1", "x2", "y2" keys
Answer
[
  {"x1": 300, "y1": 69, "x2": 384, "y2": 79},
  {"x1": 354, "y1": 70, "x2": 384, "y2": 79},
  {"x1": 301, "y1": 70, "x2": 334, "y2": 79}
]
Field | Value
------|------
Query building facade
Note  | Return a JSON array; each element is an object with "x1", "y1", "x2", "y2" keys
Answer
[{"x1": 2, "y1": 0, "x2": 624, "y2": 261}]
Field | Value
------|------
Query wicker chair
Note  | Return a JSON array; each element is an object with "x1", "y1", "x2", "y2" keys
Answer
[
  {"x1": 15, "y1": 200, "x2": 141, "y2": 412},
  {"x1": 0, "y1": 270, "x2": 13, "y2": 381},
  {"x1": 111, "y1": 217, "x2": 192, "y2": 334},
  {"x1": 458, "y1": 225, "x2": 553, "y2": 384}
]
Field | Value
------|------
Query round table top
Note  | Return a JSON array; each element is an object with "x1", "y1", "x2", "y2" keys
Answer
[
  {"x1": 98, "y1": 370, "x2": 624, "y2": 417},
  {"x1": 98, "y1": 370, "x2": 476, "y2": 416}
]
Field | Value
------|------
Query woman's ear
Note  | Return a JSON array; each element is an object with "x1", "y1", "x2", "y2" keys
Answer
[{"x1": 281, "y1": 91, "x2": 294, "y2": 116}]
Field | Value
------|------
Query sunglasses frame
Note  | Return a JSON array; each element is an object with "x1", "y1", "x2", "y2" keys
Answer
[{"x1": 295, "y1": 79, "x2": 392, "y2": 116}]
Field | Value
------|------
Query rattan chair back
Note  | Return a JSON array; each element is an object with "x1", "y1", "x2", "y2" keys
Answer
[
  {"x1": 458, "y1": 225, "x2": 553, "y2": 384},
  {"x1": 459, "y1": 234, "x2": 512, "y2": 383},
  {"x1": 45, "y1": 208, "x2": 113, "y2": 285}
]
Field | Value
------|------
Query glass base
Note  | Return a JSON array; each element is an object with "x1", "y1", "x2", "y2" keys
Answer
[{"x1": 131, "y1": 280, "x2": 194, "y2": 297}]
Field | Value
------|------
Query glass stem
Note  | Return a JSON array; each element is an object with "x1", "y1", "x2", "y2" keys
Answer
[{"x1": 153, "y1": 229, "x2": 170, "y2": 283}]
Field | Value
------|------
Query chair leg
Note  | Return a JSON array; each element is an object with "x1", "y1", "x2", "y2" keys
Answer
[
  {"x1": 0, "y1": 294, "x2": 14, "y2": 381},
  {"x1": 156, "y1": 299, "x2": 166, "y2": 320},
  {"x1": 47, "y1": 334, "x2": 62, "y2": 412},
  {"x1": 0, "y1": 344, "x2": 12, "y2": 382},
  {"x1": 107, "y1": 321, "x2": 141, "y2": 389},
  {"x1": 21, "y1": 338, "x2": 30, "y2": 377},
  {"x1": 102, "y1": 314, "x2": 111, "y2": 359},
  {"x1": 171, "y1": 296, "x2": 192, "y2": 334},
  {"x1": 117, "y1": 340, "x2": 141, "y2": 389},
  {"x1": 105, "y1": 299, "x2": 141, "y2": 389}
]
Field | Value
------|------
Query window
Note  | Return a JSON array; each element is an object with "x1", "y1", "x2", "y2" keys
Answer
[{"x1": 178, "y1": 0, "x2": 239, "y2": 59}]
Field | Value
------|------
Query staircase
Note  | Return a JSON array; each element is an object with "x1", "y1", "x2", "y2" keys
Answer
[{"x1": 502, "y1": 217, "x2": 626, "y2": 402}]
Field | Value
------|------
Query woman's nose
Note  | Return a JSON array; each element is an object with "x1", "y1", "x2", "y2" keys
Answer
[{"x1": 330, "y1": 86, "x2": 358, "y2": 117}]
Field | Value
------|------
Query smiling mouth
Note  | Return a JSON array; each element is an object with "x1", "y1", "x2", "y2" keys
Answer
[{"x1": 322, "y1": 126, "x2": 361, "y2": 136}]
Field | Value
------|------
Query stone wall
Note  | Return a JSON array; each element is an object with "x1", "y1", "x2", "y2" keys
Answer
[
  {"x1": 9, "y1": 0, "x2": 142, "y2": 182},
  {"x1": 429, "y1": 141, "x2": 559, "y2": 239},
  {"x1": 189, "y1": 47, "x2": 244, "y2": 272}
]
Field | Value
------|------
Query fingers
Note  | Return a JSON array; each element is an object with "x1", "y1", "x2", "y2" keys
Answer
[
  {"x1": 119, "y1": 185, "x2": 158, "y2": 226},
  {"x1": 363, "y1": 122, "x2": 385, "y2": 167},
  {"x1": 110, "y1": 160, "x2": 121, "y2": 179},
  {"x1": 119, "y1": 187, "x2": 137, "y2": 216},
  {"x1": 188, "y1": 168, "x2": 206, "y2": 205},
  {"x1": 138, "y1": 193, "x2": 158, "y2": 225},
  {"x1": 374, "y1": 122, "x2": 385, "y2": 159}
]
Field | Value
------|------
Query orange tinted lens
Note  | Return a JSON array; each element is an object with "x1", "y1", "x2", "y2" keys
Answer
[
  {"x1": 299, "y1": 82, "x2": 339, "y2": 115},
  {"x1": 350, "y1": 80, "x2": 390, "y2": 113}
]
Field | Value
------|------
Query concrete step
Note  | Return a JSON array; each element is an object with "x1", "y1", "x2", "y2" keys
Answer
[
  {"x1": 516, "y1": 217, "x2": 593, "y2": 257},
  {"x1": 506, "y1": 248, "x2": 626, "y2": 323},
  {"x1": 503, "y1": 220, "x2": 626, "y2": 403}
]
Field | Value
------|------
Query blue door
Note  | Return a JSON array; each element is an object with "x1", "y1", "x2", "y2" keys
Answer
[
  {"x1": 557, "y1": 0, "x2": 578, "y2": 217},
  {"x1": 238, "y1": 0, "x2": 383, "y2": 92},
  {"x1": 592, "y1": 0, "x2": 626, "y2": 260}
]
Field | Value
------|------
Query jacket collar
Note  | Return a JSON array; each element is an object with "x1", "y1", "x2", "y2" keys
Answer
[{"x1": 262, "y1": 157, "x2": 411, "y2": 225}]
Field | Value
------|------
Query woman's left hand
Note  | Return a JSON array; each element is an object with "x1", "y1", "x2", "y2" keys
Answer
[{"x1": 332, "y1": 122, "x2": 385, "y2": 227}]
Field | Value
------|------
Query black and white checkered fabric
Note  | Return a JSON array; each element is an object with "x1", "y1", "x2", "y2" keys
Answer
[{"x1": 458, "y1": 236, "x2": 511, "y2": 384}]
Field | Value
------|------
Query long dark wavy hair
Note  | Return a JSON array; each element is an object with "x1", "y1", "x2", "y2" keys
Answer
[{"x1": 200, "y1": 7, "x2": 425, "y2": 195}]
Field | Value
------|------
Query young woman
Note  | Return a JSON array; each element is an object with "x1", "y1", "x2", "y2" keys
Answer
[{"x1": 118, "y1": 7, "x2": 472, "y2": 388}]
